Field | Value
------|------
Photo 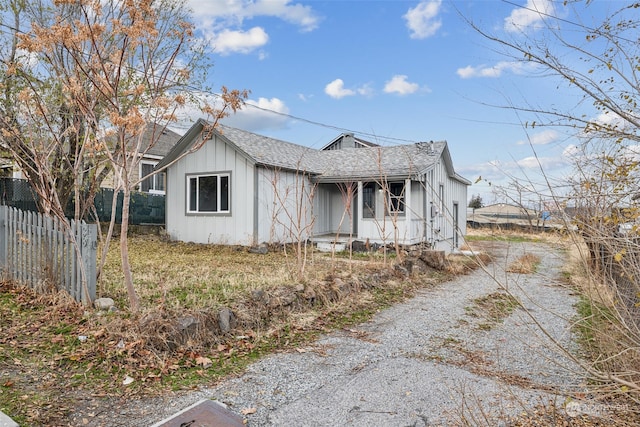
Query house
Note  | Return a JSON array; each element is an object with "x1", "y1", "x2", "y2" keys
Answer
[
  {"x1": 155, "y1": 119, "x2": 470, "y2": 253},
  {"x1": 4, "y1": 123, "x2": 181, "y2": 196},
  {"x1": 102, "y1": 123, "x2": 182, "y2": 194}
]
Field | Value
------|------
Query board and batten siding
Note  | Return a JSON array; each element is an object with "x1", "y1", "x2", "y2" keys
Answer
[
  {"x1": 256, "y1": 167, "x2": 316, "y2": 244},
  {"x1": 313, "y1": 184, "x2": 354, "y2": 237},
  {"x1": 165, "y1": 134, "x2": 256, "y2": 245},
  {"x1": 427, "y1": 158, "x2": 467, "y2": 252}
]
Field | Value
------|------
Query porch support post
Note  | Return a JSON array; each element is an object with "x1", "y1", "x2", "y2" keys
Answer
[
  {"x1": 405, "y1": 178, "x2": 411, "y2": 244},
  {"x1": 357, "y1": 181, "x2": 363, "y2": 240}
]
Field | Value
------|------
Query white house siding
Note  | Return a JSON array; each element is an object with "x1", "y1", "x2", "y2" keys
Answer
[
  {"x1": 313, "y1": 184, "x2": 354, "y2": 237},
  {"x1": 355, "y1": 179, "x2": 425, "y2": 246},
  {"x1": 257, "y1": 167, "x2": 316, "y2": 244},
  {"x1": 427, "y1": 159, "x2": 468, "y2": 252},
  {"x1": 165, "y1": 135, "x2": 256, "y2": 245}
]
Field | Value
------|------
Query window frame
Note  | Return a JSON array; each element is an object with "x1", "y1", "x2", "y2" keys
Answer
[
  {"x1": 185, "y1": 172, "x2": 231, "y2": 215},
  {"x1": 140, "y1": 160, "x2": 166, "y2": 195},
  {"x1": 387, "y1": 181, "x2": 406, "y2": 215},
  {"x1": 362, "y1": 182, "x2": 377, "y2": 219}
]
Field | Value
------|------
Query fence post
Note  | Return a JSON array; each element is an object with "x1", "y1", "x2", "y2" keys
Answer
[
  {"x1": 82, "y1": 222, "x2": 98, "y2": 304},
  {"x1": 0, "y1": 205, "x2": 6, "y2": 277}
]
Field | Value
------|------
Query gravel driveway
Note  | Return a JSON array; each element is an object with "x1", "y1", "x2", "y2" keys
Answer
[{"x1": 71, "y1": 240, "x2": 584, "y2": 426}]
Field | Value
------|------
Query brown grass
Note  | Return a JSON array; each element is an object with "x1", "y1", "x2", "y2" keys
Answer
[
  {"x1": 0, "y1": 235, "x2": 489, "y2": 426},
  {"x1": 506, "y1": 253, "x2": 541, "y2": 274},
  {"x1": 565, "y1": 240, "x2": 640, "y2": 398}
]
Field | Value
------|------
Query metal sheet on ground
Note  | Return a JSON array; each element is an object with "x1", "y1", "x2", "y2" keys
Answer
[{"x1": 151, "y1": 399, "x2": 244, "y2": 427}]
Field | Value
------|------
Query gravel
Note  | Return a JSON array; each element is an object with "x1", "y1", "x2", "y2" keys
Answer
[{"x1": 70, "y1": 240, "x2": 586, "y2": 426}]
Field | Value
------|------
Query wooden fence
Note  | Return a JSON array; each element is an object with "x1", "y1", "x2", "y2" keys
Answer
[{"x1": 0, "y1": 205, "x2": 97, "y2": 304}]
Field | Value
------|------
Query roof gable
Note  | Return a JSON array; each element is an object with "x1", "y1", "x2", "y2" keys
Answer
[{"x1": 321, "y1": 133, "x2": 379, "y2": 151}]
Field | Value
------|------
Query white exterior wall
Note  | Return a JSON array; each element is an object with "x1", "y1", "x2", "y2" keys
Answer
[
  {"x1": 356, "y1": 178, "x2": 424, "y2": 245},
  {"x1": 427, "y1": 159, "x2": 468, "y2": 252},
  {"x1": 257, "y1": 167, "x2": 316, "y2": 244},
  {"x1": 313, "y1": 184, "x2": 354, "y2": 236},
  {"x1": 165, "y1": 134, "x2": 256, "y2": 245}
]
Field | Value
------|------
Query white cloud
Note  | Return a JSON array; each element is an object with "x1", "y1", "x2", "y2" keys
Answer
[
  {"x1": 514, "y1": 153, "x2": 570, "y2": 172},
  {"x1": 504, "y1": 0, "x2": 555, "y2": 33},
  {"x1": 562, "y1": 144, "x2": 579, "y2": 158},
  {"x1": 403, "y1": 0, "x2": 443, "y2": 39},
  {"x1": 189, "y1": 0, "x2": 320, "y2": 31},
  {"x1": 516, "y1": 129, "x2": 559, "y2": 146},
  {"x1": 325, "y1": 79, "x2": 355, "y2": 99},
  {"x1": 456, "y1": 61, "x2": 535, "y2": 79},
  {"x1": 357, "y1": 83, "x2": 374, "y2": 97},
  {"x1": 222, "y1": 97, "x2": 291, "y2": 131},
  {"x1": 171, "y1": 94, "x2": 290, "y2": 133},
  {"x1": 208, "y1": 27, "x2": 269, "y2": 55},
  {"x1": 591, "y1": 111, "x2": 630, "y2": 131},
  {"x1": 383, "y1": 75, "x2": 420, "y2": 95},
  {"x1": 15, "y1": 48, "x2": 39, "y2": 69},
  {"x1": 189, "y1": 0, "x2": 320, "y2": 55}
]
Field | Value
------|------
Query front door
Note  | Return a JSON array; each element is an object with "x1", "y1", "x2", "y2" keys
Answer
[{"x1": 453, "y1": 202, "x2": 459, "y2": 248}]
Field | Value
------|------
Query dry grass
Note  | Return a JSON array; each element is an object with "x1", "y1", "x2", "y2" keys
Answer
[
  {"x1": 0, "y1": 235, "x2": 485, "y2": 426},
  {"x1": 465, "y1": 227, "x2": 564, "y2": 244},
  {"x1": 466, "y1": 291, "x2": 521, "y2": 330},
  {"x1": 565, "y1": 242, "x2": 640, "y2": 396},
  {"x1": 506, "y1": 253, "x2": 541, "y2": 274}
]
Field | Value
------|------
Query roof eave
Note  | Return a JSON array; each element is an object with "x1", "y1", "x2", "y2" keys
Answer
[{"x1": 155, "y1": 118, "x2": 209, "y2": 170}]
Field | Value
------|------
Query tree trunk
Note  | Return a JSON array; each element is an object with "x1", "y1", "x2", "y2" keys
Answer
[{"x1": 120, "y1": 187, "x2": 139, "y2": 311}]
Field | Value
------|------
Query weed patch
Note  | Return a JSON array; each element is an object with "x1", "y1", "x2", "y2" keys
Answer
[
  {"x1": 506, "y1": 253, "x2": 541, "y2": 274},
  {"x1": 467, "y1": 292, "x2": 521, "y2": 329}
]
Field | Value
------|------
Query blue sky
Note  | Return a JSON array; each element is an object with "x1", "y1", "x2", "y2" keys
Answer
[{"x1": 181, "y1": 0, "x2": 610, "y2": 205}]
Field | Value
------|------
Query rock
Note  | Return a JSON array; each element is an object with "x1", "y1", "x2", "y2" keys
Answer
[
  {"x1": 218, "y1": 307, "x2": 237, "y2": 333},
  {"x1": 420, "y1": 250, "x2": 446, "y2": 270},
  {"x1": 249, "y1": 244, "x2": 268, "y2": 254},
  {"x1": 333, "y1": 277, "x2": 350, "y2": 296},
  {"x1": 394, "y1": 262, "x2": 411, "y2": 277},
  {"x1": 251, "y1": 289, "x2": 269, "y2": 305},
  {"x1": 268, "y1": 292, "x2": 297, "y2": 308},
  {"x1": 303, "y1": 287, "x2": 316, "y2": 301},
  {"x1": 411, "y1": 258, "x2": 430, "y2": 274},
  {"x1": 94, "y1": 297, "x2": 115, "y2": 310},
  {"x1": 351, "y1": 240, "x2": 368, "y2": 252},
  {"x1": 177, "y1": 316, "x2": 199, "y2": 333}
]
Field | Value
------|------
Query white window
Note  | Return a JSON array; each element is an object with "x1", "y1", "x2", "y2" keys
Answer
[
  {"x1": 187, "y1": 173, "x2": 230, "y2": 214},
  {"x1": 438, "y1": 184, "x2": 445, "y2": 215},
  {"x1": 140, "y1": 161, "x2": 165, "y2": 194},
  {"x1": 362, "y1": 182, "x2": 376, "y2": 218},
  {"x1": 388, "y1": 182, "x2": 405, "y2": 214}
]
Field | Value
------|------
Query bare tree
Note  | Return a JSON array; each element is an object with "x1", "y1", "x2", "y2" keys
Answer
[
  {"x1": 332, "y1": 181, "x2": 356, "y2": 269},
  {"x1": 466, "y1": 1, "x2": 640, "y2": 397},
  {"x1": 265, "y1": 164, "x2": 317, "y2": 281},
  {"x1": 4, "y1": 0, "x2": 246, "y2": 310}
]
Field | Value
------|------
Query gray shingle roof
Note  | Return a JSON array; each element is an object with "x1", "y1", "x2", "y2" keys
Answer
[
  {"x1": 140, "y1": 124, "x2": 182, "y2": 157},
  {"x1": 217, "y1": 125, "x2": 446, "y2": 180},
  {"x1": 158, "y1": 120, "x2": 467, "y2": 183},
  {"x1": 217, "y1": 125, "x2": 317, "y2": 171}
]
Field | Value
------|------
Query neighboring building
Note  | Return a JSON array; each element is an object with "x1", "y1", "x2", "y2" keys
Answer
[
  {"x1": 156, "y1": 120, "x2": 470, "y2": 253},
  {"x1": 136, "y1": 124, "x2": 182, "y2": 194},
  {"x1": 467, "y1": 203, "x2": 539, "y2": 229},
  {"x1": 4, "y1": 123, "x2": 181, "y2": 195}
]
